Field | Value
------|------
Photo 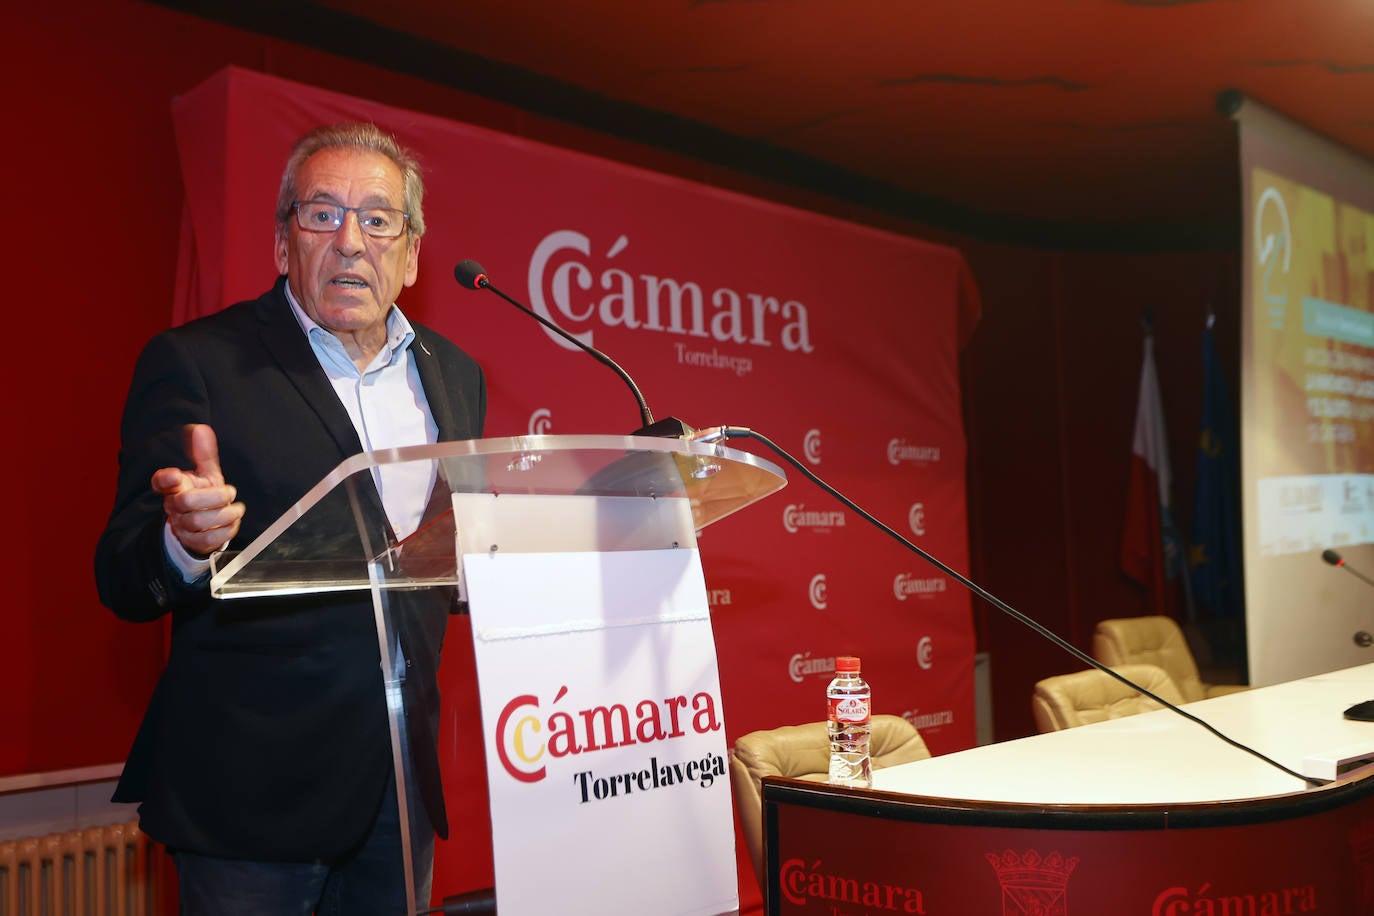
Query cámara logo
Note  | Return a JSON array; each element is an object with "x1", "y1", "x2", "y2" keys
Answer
[
  {"x1": 894, "y1": 573, "x2": 946, "y2": 600},
  {"x1": 887, "y1": 439, "x2": 941, "y2": 467},
  {"x1": 528, "y1": 408, "x2": 553, "y2": 435},
  {"x1": 808, "y1": 574, "x2": 828, "y2": 610},
  {"x1": 803, "y1": 428, "x2": 823, "y2": 465},
  {"x1": 779, "y1": 858, "x2": 927, "y2": 912},
  {"x1": 1152, "y1": 882, "x2": 1316, "y2": 916},
  {"x1": 527, "y1": 230, "x2": 815, "y2": 354},
  {"x1": 908, "y1": 502, "x2": 926, "y2": 536},
  {"x1": 783, "y1": 504, "x2": 846, "y2": 533},
  {"x1": 902, "y1": 708, "x2": 954, "y2": 731},
  {"x1": 789, "y1": 653, "x2": 835, "y2": 683},
  {"x1": 494, "y1": 685, "x2": 722, "y2": 783},
  {"x1": 916, "y1": 635, "x2": 933, "y2": 670}
]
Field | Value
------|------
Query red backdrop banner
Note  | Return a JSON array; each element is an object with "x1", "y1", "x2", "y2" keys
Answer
[{"x1": 170, "y1": 67, "x2": 980, "y2": 907}]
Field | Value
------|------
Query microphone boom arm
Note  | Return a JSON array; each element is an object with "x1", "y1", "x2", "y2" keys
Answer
[{"x1": 455, "y1": 259, "x2": 655, "y2": 430}]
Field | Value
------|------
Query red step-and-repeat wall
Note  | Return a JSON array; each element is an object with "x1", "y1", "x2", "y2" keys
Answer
[{"x1": 172, "y1": 67, "x2": 980, "y2": 906}]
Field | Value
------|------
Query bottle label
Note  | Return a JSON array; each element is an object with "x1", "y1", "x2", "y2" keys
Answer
[{"x1": 828, "y1": 695, "x2": 870, "y2": 724}]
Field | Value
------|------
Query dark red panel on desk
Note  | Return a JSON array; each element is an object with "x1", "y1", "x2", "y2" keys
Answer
[{"x1": 766, "y1": 780, "x2": 1374, "y2": 915}]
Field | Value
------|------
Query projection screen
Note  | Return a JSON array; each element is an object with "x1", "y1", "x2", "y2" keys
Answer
[{"x1": 1233, "y1": 92, "x2": 1374, "y2": 686}]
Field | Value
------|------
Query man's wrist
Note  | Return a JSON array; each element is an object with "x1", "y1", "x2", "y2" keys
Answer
[{"x1": 162, "y1": 523, "x2": 218, "y2": 583}]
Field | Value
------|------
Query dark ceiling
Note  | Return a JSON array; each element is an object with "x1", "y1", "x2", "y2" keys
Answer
[{"x1": 157, "y1": 0, "x2": 1374, "y2": 248}]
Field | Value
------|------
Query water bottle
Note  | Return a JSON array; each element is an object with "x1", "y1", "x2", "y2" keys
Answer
[{"x1": 827, "y1": 655, "x2": 872, "y2": 788}]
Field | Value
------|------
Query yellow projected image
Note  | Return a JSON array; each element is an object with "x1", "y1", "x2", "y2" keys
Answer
[
  {"x1": 1252, "y1": 169, "x2": 1374, "y2": 473},
  {"x1": 1250, "y1": 168, "x2": 1374, "y2": 555}
]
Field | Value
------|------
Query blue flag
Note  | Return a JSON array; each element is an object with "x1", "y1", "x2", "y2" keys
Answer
[{"x1": 1188, "y1": 326, "x2": 1243, "y2": 618}]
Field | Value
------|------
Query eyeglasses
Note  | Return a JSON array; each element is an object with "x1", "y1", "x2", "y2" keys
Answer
[{"x1": 291, "y1": 200, "x2": 410, "y2": 239}]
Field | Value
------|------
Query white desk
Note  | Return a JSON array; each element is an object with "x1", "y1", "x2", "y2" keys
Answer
[
  {"x1": 875, "y1": 662, "x2": 1374, "y2": 804},
  {"x1": 763, "y1": 663, "x2": 1374, "y2": 915}
]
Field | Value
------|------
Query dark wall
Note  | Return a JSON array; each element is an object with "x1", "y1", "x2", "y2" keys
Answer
[
  {"x1": 960, "y1": 243, "x2": 1239, "y2": 738},
  {"x1": 10, "y1": 0, "x2": 1238, "y2": 778}
]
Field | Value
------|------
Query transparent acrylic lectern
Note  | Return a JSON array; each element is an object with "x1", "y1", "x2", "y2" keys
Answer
[{"x1": 209, "y1": 434, "x2": 786, "y2": 916}]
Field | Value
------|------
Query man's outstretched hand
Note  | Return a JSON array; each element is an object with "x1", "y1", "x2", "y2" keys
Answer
[{"x1": 152, "y1": 424, "x2": 245, "y2": 558}]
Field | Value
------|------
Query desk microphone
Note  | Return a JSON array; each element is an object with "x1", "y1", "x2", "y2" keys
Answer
[
  {"x1": 1323, "y1": 548, "x2": 1374, "y2": 588},
  {"x1": 454, "y1": 260, "x2": 692, "y2": 438},
  {"x1": 1321, "y1": 549, "x2": 1374, "y2": 720}
]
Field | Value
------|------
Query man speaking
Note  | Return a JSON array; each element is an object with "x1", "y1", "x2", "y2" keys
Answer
[{"x1": 95, "y1": 122, "x2": 486, "y2": 914}]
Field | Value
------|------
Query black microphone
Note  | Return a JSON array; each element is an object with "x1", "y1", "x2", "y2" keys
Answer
[
  {"x1": 1318, "y1": 549, "x2": 1374, "y2": 720},
  {"x1": 454, "y1": 260, "x2": 692, "y2": 438},
  {"x1": 1323, "y1": 548, "x2": 1374, "y2": 588}
]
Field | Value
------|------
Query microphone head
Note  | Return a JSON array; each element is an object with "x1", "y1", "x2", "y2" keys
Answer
[
  {"x1": 1322, "y1": 548, "x2": 1345, "y2": 567},
  {"x1": 454, "y1": 259, "x2": 488, "y2": 290}
]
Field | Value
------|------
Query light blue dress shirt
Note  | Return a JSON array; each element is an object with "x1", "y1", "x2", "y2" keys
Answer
[{"x1": 165, "y1": 285, "x2": 439, "y2": 581}]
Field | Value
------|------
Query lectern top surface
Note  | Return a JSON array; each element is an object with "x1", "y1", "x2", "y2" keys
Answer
[{"x1": 210, "y1": 434, "x2": 786, "y2": 598}]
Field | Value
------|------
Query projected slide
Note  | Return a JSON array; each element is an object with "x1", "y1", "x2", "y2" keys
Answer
[
  {"x1": 1239, "y1": 97, "x2": 1374, "y2": 687},
  {"x1": 1250, "y1": 169, "x2": 1374, "y2": 557}
]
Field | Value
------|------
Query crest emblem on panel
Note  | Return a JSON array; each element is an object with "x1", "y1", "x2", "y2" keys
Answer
[{"x1": 985, "y1": 849, "x2": 1080, "y2": 916}]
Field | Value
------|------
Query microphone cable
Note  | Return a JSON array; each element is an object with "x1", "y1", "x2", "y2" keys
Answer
[{"x1": 694, "y1": 425, "x2": 1324, "y2": 788}]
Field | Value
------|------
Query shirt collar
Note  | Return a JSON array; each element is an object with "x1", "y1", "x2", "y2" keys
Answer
[{"x1": 282, "y1": 279, "x2": 417, "y2": 371}]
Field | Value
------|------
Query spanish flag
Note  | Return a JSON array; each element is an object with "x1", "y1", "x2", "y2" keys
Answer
[{"x1": 1121, "y1": 333, "x2": 1183, "y2": 615}]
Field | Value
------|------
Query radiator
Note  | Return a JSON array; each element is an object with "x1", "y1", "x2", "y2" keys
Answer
[{"x1": 0, "y1": 821, "x2": 164, "y2": 916}]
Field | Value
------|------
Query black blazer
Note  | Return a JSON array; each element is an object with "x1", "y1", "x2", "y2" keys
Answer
[{"x1": 94, "y1": 277, "x2": 486, "y2": 861}]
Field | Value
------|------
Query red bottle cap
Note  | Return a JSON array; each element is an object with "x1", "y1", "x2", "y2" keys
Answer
[{"x1": 835, "y1": 656, "x2": 860, "y2": 673}]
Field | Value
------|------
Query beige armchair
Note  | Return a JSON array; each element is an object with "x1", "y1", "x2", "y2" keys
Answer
[
  {"x1": 729, "y1": 715, "x2": 930, "y2": 888},
  {"x1": 1091, "y1": 615, "x2": 1248, "y2": 703},
  {"x1": 1031, "y1": 663, "x2": 1184, "y2": 733}
]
